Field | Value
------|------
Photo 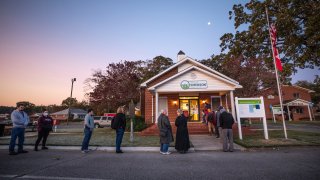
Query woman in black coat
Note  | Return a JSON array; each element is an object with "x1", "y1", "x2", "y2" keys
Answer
[{"x1": 175, "y1": 109, "x2": 190, "y2": 153}]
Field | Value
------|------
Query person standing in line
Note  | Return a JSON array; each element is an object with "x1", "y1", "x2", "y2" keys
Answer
[
  {"x1": 9, "y1": 103, "x2": 29, "y2": 155},
  {"x1": 175, "y1": 109, "x2": 190, "y2": 154},
  {"x1": 157, "y1": 109, "x2": 173, "y2": 155},
  {"x1": 215, "y1": 106, "x2": 223, "y2": 138},
  {"x1": 113, "y1": 106, "x2": 126, "y2": 153},
  {"x1": 81, "y1": 109, "x2": 94, "y2": 153},
  {"x1": 34, "y1": 110, "x2": 53, "y2": 151},
  {"x1": 207, "y1": 109, "x2": 216, "y2": 136},
  {"x1": 220, "y1": 107, "x2": 235, "y2": 152}
]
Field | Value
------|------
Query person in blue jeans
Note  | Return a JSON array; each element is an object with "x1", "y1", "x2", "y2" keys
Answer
[
  {"x1": 81, "y1": 109, "x2": 94, "y2": 153},
  {"x1": 157, "y1": 109, "x2": 173, "y2": 155},
  {"x1": 113, "y1": 106, "x2": 126, "y2": 153},
  {"x1": 9, "y1": 103, "x2": 30, "y2": 155}
]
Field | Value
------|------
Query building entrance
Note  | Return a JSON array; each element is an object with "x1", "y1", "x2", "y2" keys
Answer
[{"x1": 179, "y1": 97, "x2": 199, "y2": 122}]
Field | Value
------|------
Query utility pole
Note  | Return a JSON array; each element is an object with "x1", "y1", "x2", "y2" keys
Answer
[{"x1": 67, "y1": 78, "x2": 76, "y2": 125}]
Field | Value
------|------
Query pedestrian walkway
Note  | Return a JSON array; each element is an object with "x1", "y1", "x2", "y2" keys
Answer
[
  {"x1": 0, "y1": 135, "x2": 245, "y2": 152},
  {"x1": 190, "y1": 135, "x2": 245, "y2": 151}
]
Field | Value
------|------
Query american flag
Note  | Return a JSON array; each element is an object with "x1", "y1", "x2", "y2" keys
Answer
[{"x1": 269, "y1": 24, "x2": 283, "y2": 71}]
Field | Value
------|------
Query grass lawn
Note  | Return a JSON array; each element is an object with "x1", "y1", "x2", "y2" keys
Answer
[
  {"x1": 0, "y1": 128, "x2": 162, "y2": 147},
  {"x1": 234, "y1": 129, "x2": 320, "y2": 148}
]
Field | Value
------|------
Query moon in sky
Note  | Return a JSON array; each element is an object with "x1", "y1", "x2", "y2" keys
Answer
[{"x1": 207, "y1": 21, "x2": 211, "y2": 26}]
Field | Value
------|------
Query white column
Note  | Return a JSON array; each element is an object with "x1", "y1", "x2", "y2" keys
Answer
[
  {"x1": 151, "y1": 94, "x2": 154, "y2": 123},
  {"x1": 225, "y1": 94, "x2": 229, "y2": 112},
  {"x1": 287, "y1": 105, "x2": 292, "y2": 121},
  {"x1": 307, "y1": 105, "x2": 312, "y2": 121},
  {"x1": 260, "y1": 96, "x2": 269, "y2": 140},
  {"x1": 155, "y1": 91, "x2": 159, "y2": 123},
  {"x1": 234, "y1": 97, "x2": 243, "y2": 140},
  {"x1": 230, "y1": 90, "x2": 236, "y2": 120}
]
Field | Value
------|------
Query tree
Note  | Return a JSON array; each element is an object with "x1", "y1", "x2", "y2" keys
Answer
[
  {"x1": 295, "y1": 75, "x2": 320, "y2": 107},
  {"x1": 16, "y1": 101, "x2": 35, "y2": 115},
  {"x1": 61, "y1": 97, "x2": 78, "y2": 107},
  {"x1": 87, "y1": 61, "x2": 143, "y2": 114},
  {"x1": 140, "y1": 56, "x2": 174, "y2": 82},
  {"x1": 220, "y1": 0, "x2": 320, "y2": 77},
  {"x1": 200, "y1": 55, "x2": 276, "y2": 97}
]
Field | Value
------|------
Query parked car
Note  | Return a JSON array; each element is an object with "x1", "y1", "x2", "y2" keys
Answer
[{"x1": 94, "y1": 116, "x2": 112, "y2": 128}]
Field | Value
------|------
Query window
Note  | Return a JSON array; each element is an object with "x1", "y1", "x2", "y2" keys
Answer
[
  {"x1": 267, "y1": 95, "x2": 275, "y2": 99},
  {"x1": 296, "y1": 108, "x2": 303, "y2": 114},
  {"x1": 293, "y1": 93, "x2": 300, "y2": 99}
]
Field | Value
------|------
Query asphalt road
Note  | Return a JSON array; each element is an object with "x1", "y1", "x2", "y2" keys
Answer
[{"x1": 0, "y1": 148, "x2": 320, "y2": 180}]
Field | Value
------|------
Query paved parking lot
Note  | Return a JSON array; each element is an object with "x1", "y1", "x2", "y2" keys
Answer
[{"x1": 0, "y1": 147, "x2": 319, "y2": 180}]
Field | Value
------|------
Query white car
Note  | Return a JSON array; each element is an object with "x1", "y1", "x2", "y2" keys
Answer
[{"x1": 94, "y1": 116, "x2": 112, "y2": 128}]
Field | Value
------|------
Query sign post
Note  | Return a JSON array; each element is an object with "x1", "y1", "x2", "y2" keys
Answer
[
  {"x1": 235, "y1": 97, "x2": 269, "y2": 140},
  {"x1": 272, "y1": 107, "x2": 282, "y2": 123},
  {"x1": 129, "y1": 100, "x2": 135, "y2": 142}
]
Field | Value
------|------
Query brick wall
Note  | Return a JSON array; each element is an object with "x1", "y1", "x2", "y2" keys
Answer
[
  {"x1": 261, "y1": 86, "x2": 312, "y2": 120},
  {"x1": 144, "y1": 89, "x2": 154, "y2": 124}
]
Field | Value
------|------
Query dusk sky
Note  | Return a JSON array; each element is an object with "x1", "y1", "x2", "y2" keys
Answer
[{"x1": 0, "y1": 0, "x2": 318, "y2": 106}]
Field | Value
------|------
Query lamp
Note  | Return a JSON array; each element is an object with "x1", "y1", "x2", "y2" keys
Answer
[
  {"x1": 202, "y1": 100, "x2": 206, "y2": 104},
  {"x1": 173, "y1": 101, "x2": 177, "y2": 106}
]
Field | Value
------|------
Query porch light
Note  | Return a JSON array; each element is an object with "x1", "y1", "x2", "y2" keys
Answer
[
  {"x1": 202, "y1": 100, "x2": 206, "y2": 104},
  {"x1": 173, "y1": 101, "x2": 177, "y2": 105}
]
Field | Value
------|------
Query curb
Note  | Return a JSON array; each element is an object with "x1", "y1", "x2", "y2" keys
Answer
[{"x1": 0, "y1": 145, "x2": 196, "y2": 152}]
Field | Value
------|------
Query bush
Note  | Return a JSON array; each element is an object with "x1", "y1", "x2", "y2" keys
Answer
[{"x1": 125, "y1": 116, "x2": 147, "y2": 132}]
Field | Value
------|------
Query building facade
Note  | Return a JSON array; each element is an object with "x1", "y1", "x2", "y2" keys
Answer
[
  {"x1": 140, "y1": 51, "x2": 242, "y2": 125},
  {"x1": 260, "y1": 85, "x2": 315, "y2": 121}
]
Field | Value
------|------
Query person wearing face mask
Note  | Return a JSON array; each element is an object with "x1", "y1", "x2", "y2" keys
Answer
[
  {"x1": 9, "y1": 103, "x2": 30, "y2": 155},
  {"x1": 34, "y1": 110, "x2": 53, "y2": 151}
]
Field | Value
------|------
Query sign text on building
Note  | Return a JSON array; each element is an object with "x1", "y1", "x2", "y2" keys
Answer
[{"x1": 180, "y1": 80, "x2": 208, "y2": 90}]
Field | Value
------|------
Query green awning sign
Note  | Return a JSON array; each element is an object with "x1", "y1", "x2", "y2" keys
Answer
[{"x1": 238, "y1": 100, "x2": 261, "y2": 104}]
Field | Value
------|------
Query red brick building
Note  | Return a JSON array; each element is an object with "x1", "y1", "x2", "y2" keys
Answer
[
  {"x1": 259, "y1": 85, "x2": 315, "y2": 121},
  {"x1": 140, "y1": 51, "x2": 242, "y2": 128}
]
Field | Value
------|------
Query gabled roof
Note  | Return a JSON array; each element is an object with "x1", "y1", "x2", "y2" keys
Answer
[
  {"x1": 261, "y1": 85, "x2": 315, "y2": 93},
  {"x1": 148, "y1": 65, "x2": 242, "y2": 90},
  {"x1": 51, "y1": 108, "x2": 87, "y2": 115},
  {"x1": 274, "y1": 98, "x2": 312, "y2": 106},
  {"x1": 283, "y1": 85, "x2": 315, "y2": 93},
  {"x1": 141, "y1": 56, "x2": 240, "y2": 87},
  {"x1": 178, "y1": 50, "x2": 185, "y2": 55}
]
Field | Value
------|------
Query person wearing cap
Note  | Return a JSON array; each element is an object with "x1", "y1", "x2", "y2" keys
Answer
[
  {"x1": 34, "y1": 110, "x2": 53, "y2": 151},
  {"x1": 9, "y1": 103, "x2": 30, "y2": 155}
]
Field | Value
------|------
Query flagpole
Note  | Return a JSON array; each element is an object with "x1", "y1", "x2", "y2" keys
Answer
[{"x1": 265, "y1": 6, "x2": 288, "y2": 139}]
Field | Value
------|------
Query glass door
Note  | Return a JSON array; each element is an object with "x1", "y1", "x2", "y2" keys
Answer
[
  {"x1": 189, "y1": 99, "x2": 199, "y2": 121},
  {"x1": 179, "y1": 97, "x2": 199, "y2": 122}
]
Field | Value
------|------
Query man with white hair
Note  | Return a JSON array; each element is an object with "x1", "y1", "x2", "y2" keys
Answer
[{"x1": 157, "y1": 109, "x2": 174, "y2": 155}]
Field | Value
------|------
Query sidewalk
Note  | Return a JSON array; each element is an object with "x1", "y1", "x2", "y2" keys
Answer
[
  {"x1": 190, "y1": 135, "x2": 245, "y2": 151},
  {"x1": 0, "y1": 135, "x2": 245, "y2": 152}
]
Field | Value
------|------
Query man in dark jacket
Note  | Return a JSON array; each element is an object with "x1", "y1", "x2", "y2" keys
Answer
[
  {"x1": 220, "y1": 108, "x2": 235, "y2": 152},
  {"x1": 157, "y1": 109, "x2": 173, "y2": 155}
]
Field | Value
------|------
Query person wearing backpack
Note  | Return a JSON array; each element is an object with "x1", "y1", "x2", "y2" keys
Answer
[
  {"x1": 207, "y1": 109, "x2": 216, "y2": 136},
  {"x1": 113, "y1": 106, "x2": 126, "y2": 153}
]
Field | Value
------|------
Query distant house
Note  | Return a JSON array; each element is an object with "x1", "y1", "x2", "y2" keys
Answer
[
  {"x1": 51, "y1": 108, "x2": 87, "y2": 121},
  {"x1": 259, "y1": 85, "x2": 315, "y2": 121}
]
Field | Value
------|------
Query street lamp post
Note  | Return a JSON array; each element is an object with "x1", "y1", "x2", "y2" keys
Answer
[{"x1": 67, "y1": 78, "x2": 76, "y2": 125}]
